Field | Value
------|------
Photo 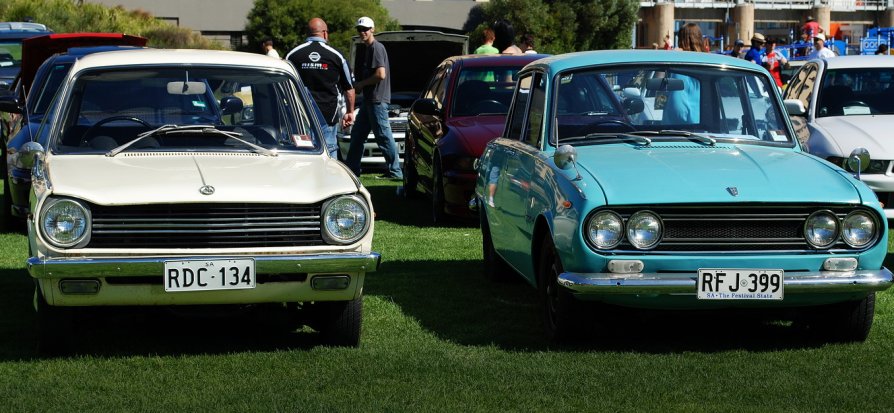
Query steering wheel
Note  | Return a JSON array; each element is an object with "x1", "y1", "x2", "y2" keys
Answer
[
  {"x1": 582, "y1": 119, "x2": 637, "y2": 134},
  {"x1": 468, "y1": 100, "x2": 508, "y2": 114},
  {"x1": 81, "y1": 116, "x2": 152, "y2": 146}
]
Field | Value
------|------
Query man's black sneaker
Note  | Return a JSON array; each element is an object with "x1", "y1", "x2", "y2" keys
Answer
[{"x1": 375, "y1": 174, "x2": 402, "y2": 180}]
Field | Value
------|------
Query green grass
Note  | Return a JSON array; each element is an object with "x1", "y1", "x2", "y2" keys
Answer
[{"x1": 0, "y1": 178, "x2": 892, "y2": 412}]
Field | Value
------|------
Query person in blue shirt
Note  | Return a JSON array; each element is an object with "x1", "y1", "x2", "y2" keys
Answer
[{"x1": 744, "y1": 33, "x2": 766, "y2": 65}]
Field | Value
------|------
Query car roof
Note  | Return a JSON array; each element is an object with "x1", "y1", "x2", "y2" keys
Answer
[
  {"x1": 0, "y1": 22, "x2": 52, "y2": 39},
  {"x1": 528, "y1": 50, "x2": 767, "y2": 73},
  {"x1": 448, "y1": 53, "x2": 550, "y2": 68},
  {"x1": 818, "y1": 55, "x2": 894, "y2": 69},
  {"x1": 71, "y1": 48, "x2": 297, "y2": 73}
]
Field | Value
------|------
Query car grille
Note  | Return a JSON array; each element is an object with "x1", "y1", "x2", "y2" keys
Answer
[
  {"x1": 390, "y1": 120, "x2": 407, "y2": 134},
  {"x1": 87, "y1": 203, "x2": 324, "y2": 248},
  {"x1": 604, "y1": 205, "x2": 880, "y2": 253}
]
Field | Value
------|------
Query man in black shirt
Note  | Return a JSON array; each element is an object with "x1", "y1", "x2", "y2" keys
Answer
[{"x1": 285, "y1": 18, "x2": 354, "y2": 159}]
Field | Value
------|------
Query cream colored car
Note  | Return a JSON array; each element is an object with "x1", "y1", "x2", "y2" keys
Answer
[{"x1": 22, "y1": 49, "x2": 379, "y2": 352}]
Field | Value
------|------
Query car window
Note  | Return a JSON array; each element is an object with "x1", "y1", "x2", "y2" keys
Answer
[
  {"x1": 30, "y1": 62, "x2": 73, "y2": 115},
  {"x1": 51, "y1": 67, "x2": 320, "y2": 154},
  {"x1": 452, "y1": 67, "x2": 518, "y2": 117},
  {"x1": 433, "y1": 65, "x2": 452, "y2": 106},
  {"x1": 784, "y1": 62, "x2": 818, "y2": 112},
  {"x1": 816, "y1": 67, "x2": 894, "y2": 117},
  {"x1": 523, "y1": 73, "x2": 545, "y2": 148},
  {"x1": 555, "y1": 65, "x2": 793, "y2": 145},
  {"x1": 423, "y1": 64, "x2": 447, "y2": 100},
  {"x1": 505, "y1": 73, "x2": 533, "y2": 141}
]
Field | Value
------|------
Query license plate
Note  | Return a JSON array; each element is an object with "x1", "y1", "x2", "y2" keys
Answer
[
  {"x1": 697, "y1": 268, "x2": 783, "y2": 300},
  {"x1": 164, "y1": 259, "x2": 256, "y2": 292}
]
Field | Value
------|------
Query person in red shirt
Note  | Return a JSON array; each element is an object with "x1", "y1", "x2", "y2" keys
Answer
[
  {"x1": 801, "y1": 16, "x2": 822, "y2": 40},
  {"x1": 762, "y1": 38, "x2": 789, "y2": 89}
]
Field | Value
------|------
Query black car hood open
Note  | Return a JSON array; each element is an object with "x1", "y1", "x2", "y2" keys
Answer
[{"x1": 351, "y1": 31, "x2": 468, "y2": 108}]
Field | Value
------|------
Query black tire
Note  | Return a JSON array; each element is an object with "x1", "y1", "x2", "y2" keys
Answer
[
  {"x1": 805, "y1": 293, "x2": 875, "y2": 343},
  {"x1": 538, "y1": 235, "x2": 588, "y2": 342},
  {"x1": 431, "y1": 155, "x2": 446, "y2": 224},
  {"x1": 35, "y1": 287, "x2": 74, "y2": 356},
  {"x1": 481, "y1": 209, "x2": 515, "y2": 282},
  {"x1": 402, "y1": 133, "x2": 420, "y2": 198},
  {"x1": 314, "y1": 297, "x2": 363, "y2": 347}
]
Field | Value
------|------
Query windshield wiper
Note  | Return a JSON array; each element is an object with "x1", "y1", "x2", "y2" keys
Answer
[
  {"x1": 628, "y1": 130, "x2": 716, "y2": 146},
  {"x1": 560, "y1": 132, "x2": 652, "y2": 147},
  {"x1": 106, "y1": 124, "x2": 277, "y2": 157}
]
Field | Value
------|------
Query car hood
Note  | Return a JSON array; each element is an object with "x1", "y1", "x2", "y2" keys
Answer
[
  {"x1": 45, "y1": 153, "x2": 359, "y2": 205},
  {"x1": 813, "y1": 115, "x2": 894, "y2": 158},
  {"x1": 446, "y1": 115, "x2": 505, "y2": 158},
  {"x1": 20, "y1": 33, "x2": 147, "y2": 93},
  {"x1": 576, "y1": 143, "x2": 862, "y2": 205}
]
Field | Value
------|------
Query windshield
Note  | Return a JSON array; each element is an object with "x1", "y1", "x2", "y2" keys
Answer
[
  {"x1": 451, "y1": 67, "x2": 519, "y2": 116},
  {"x1": 51, "y1": 66, "x2": 320, "y2": 154},
  {"x1": 816, "y1": 67, "x2": 894, "y2": 117},
  {"x1": 554, "y1": 65, "x2": 793, "y2": 145},
  {"x1": 0, "y1": 41, "x2": 23, "y2": 80}
]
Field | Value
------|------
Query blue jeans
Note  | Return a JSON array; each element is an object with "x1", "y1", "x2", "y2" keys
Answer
[
  {"x1": 346, "y1": 100, "x2": 402, "y2": 178},
  {"x1": 320, "y1": 122, "x2": 339, "y2": 160}
]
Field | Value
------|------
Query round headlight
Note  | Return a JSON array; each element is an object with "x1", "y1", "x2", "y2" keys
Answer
[
  {"x1": 322, "y1": 195, "x2": 370, "y2": 244},
  {"x1": 41, "y1": 198, "x2": 90, "y2": 248},
  {"x1": 627, "y1": 211, "x2": 662, "y2": 250},
  {"x1": 586, "y1": 210, "x2": 623, "y2": 249},
  {"x1": 841, "y1": 211, "x2": 877, "y2": 248},
  {"x1": 804, "y1": 210, "x2": 838, "y2": 248}
]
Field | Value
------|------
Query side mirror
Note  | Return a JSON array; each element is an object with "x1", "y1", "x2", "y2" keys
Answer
[
  {"x1": 18, "y1": 141, "x2": 45, "y2": 170},
  {"x1": 220, "y1": 96, "x2": 244, "y2": 116},
  {"x1": 623, "y1": 97, "x2": 645, "y2": 115},
  {"x1": 847, "y1": 147, "x2": 870, "y2": 179},
  {"x1": 554, "y1": 144, "x2": 577, "y2": 170},
  {"x1": 411, "y1": 98, "x2": 441, "y2": 117},
  {"x1": 241, "y1": 105, "x2": 255, "y2": 122},
  {"x1": 784, "y1": 99, "x2": 806, "y2": 116},
  {"x1": 0, "y1": 93, "x2": 22, "y2": 114}
]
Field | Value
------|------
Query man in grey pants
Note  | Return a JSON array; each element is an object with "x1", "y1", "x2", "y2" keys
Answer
[{"x1": 345, "y1": 16, "x2": 403, "y2": 179}]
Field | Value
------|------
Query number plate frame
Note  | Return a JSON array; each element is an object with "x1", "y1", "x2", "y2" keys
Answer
[
  {"x1": 164, "y1": 258, "x2": 256, "y2": 292},
  {"x1": 696, "y1": 268, "x2": 784, "y2": 300}
]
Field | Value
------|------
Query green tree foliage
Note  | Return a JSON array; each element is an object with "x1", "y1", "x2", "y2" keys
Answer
[
  {"x1": 470, "y1": 0, "x2": 638, "y2": 54},
  {"x1": 0, "y1": 0, "x2": 224, "y2": 49},
  {"x1": 244, "y1": 0, "x2": 400, "y2": 58}
]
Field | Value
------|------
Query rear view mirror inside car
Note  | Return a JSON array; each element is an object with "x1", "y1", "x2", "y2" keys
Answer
[
  {"x1": 167, "y1": 81, "x2": 206, "y2": 95},
  {"x1": 646, "y1": 77, "x2": 684, "y2": 91}
]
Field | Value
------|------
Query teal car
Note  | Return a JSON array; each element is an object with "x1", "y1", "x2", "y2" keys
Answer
[{"x1": 474, "y1": 50, "x2": 893, "y2": 343}]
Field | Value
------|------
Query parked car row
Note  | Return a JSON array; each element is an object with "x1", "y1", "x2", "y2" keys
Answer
[{"x1": 0, "y1": 30, "x2": 891, "y2": 350}]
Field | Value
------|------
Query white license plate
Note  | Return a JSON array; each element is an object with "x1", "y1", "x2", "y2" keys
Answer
[
  {"x1": 164, "y1": 259, "x2": 256, "y2": 292},
  {"x1": 697, "y1": 268, "x2": 783, "y2": 300}
]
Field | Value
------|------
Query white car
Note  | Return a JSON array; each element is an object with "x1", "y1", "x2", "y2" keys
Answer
[
  {"x1": 22, "y1": 49, "x2": 379, "y2": 352},
  {"x1": 784, "y1": 55, "x2": 894, "y2": 219}
]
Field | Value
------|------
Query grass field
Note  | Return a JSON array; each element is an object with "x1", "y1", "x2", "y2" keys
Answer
[{"x1": 0, "y1": 177, "x2": 892, "y2": 412}]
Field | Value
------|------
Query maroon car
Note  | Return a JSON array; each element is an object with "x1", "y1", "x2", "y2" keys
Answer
[{"x1": 404, "y1": 54, "x2": 547, "y2": 223}]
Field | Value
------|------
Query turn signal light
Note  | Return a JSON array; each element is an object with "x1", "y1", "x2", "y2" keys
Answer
[{"x1": 823, "y1": 258, "x2": 858, "y2": 272}]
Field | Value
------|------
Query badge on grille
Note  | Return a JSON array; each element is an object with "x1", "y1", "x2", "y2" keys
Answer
[
  {"x1": 727, "y1": 187, "x2": 738, "y2": 196},
  {"x1": 200, "y1": 185, "x2": 215, "y2": 195}
]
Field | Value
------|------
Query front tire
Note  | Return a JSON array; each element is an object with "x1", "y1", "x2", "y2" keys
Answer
[
  {"x1": 431, "y1": 155, "x2": 446, "y2": 224},
  {"x1": 313, "y1": 297, "x2": 363, "y2": 347},
  {"x1": 402, "y1": 134, "x2": 420, "y2": 198},
  {"x1": 35, "y1": 287, "x2": 74, "y2": 356},
  {"x1": 538, "y1": 235, "x2": 587, "y2": 342},
  {"x1": 805, "y1": 293, "x2": 875, "y2": 343}
]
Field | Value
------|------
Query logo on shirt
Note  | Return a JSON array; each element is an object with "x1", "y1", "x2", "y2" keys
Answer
[{"x1": 309, "y1": 51, "x2": 321, "y2": 62}]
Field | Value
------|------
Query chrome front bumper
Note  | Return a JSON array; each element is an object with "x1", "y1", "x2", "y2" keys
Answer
[
  {"x1": 28, "y1": 253, "x2": 381, "y2": 279},
  {"x1": 558, "y1": 268, "x2": 893, "y2": 295}
]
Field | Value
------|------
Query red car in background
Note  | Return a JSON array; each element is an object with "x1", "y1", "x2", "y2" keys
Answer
[{"x1": 404, "y1": 53, "x2": 547, "y2": 223}]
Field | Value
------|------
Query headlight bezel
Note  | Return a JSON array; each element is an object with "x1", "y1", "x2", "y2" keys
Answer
[
  {"x1": 321, "y1": 194, "x2": 371, "y2": 245},
  {"x1": 584, "y1": 210, "x2": 624, "y2": 250},
  {"x1": 840, "y1": 210, "x2": 878, "y2": 248},
  {"x1": 40, "y1": 197, "x2": 92, "y2": 249},
  {"x1": 626, "y1": 210, "x2": 663, "y2": 250},
  {"x1": 804, "y1": 210, "x2": 839, "y2": 249}
]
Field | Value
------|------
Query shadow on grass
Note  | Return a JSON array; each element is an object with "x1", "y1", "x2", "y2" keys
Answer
[
  {"x1": 361, "y1": 177, "x2": 477, "y2": 229},
  {"x1": 368, "y1": 258, "x2": 836, "y2": 354}
]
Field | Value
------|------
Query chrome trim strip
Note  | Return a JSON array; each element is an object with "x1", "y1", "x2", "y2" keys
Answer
[
  {"x1": 558, "y1": 268, "x2": 893, "y2": 295},
  {"x1": 28, "y1": 253, "x2": 381, "y2": 279}
]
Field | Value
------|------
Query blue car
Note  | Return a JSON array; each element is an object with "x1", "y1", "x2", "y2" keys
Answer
[{"x1": 474, "y1": 50, "x2": 892, "y2": 343}]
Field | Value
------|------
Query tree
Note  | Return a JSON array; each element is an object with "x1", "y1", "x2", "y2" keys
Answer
[
  {"x1": 244, "y1": 0, "x2": 400, "y2": 58},
  {"x1": 469, "y1": 0, "x2": 638, "y2": 54},
  {"x1": 0, "y1": 0, "x2": 224, "y2": 49}
]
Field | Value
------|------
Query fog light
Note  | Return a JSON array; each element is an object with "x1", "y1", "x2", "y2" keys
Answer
[
  {"x1": 59, "y1": 279, "x2": 101, "y2": 294},
  {"x1": 311, "y1": 275, "x2": 351, "y2": 290},
  {"x1": 823, "y1": 258, "x2": 858, "y2": 271},
  {"x1": 607, "y1": 260, "x2": 644, "y2": 274}
]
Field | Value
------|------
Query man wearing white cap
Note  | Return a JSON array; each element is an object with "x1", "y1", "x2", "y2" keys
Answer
[
  {"x1": 345, "y1": 16, "x2": 403, "y2": 180},
  {"x1": 808, "y1": 33, "x2": 836, "y2": 59}
]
